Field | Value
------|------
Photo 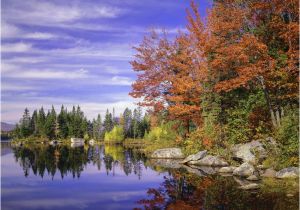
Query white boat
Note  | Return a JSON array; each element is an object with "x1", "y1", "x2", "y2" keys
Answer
[
  {"x1": 89, "y1": 139, "x2": 95, "y2": 146},
  {"x1": 70, "y1": 138, "x2": 84, "y2": 143}
]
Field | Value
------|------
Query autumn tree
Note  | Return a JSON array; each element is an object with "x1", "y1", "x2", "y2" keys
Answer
[{"x1": 130, "y1": 31, "x2": 173, "y2": 112}]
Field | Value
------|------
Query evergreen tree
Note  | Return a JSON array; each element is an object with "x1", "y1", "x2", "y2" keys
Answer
[
  {"x1": 45, "y1": 106, "x2": 57, "y2": 139},
  {"x1": 68, "y1": 106, "x2": 76, "y2": 137},
  {"x1": 30, "y1": 110, "x2": 38, "y2": 136},
  {"x1": 104, "y1": 109, "x2": 113, "y2": 133},
  {"x1": 38, "y1": 107, "x2": 46, "y2": 137},
  {"x1": 123, "y1": 108, "x2": 132, "y2": 138},
  {"x1": 58, "y1": 105, "x2": 68, "y2": 139},
  {"x1": 20, "y1": 108, "x2": 32, "y2": 137},
  {"x1": 93, "y1": 114, "x2": 102, "y2": 139}
]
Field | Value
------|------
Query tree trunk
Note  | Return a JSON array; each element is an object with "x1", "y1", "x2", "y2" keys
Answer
[{"x1": 257, "y1": 76, "x2": 278, "y2": 127}]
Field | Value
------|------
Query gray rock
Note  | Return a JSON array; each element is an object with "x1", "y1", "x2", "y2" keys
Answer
[
  {"x1": 182, "y1": 165, "x2": 206, "y2": 177},
  {"x1": 149, "y1": 159, "x2": 182, "y2": 169},
  {"x1": 188, "y1": 155, "x2": 229, "y2": 166},
  {"x1": 200, "y1": 166, "x2": 219, "y2": 175},
  {"x1": 231, "y1": 140, "x2": 267, "y2": 164},
  {"x1": 246, "y1": 175, "x2": 259, "y2": 181},
  {"x1": 188, "y1": 165, "x2": 220, "y2": 175},
  {"x1": 180, "y1": 150, "x2": 207, "y2": 163},
  {"x1": 257, "y1": 165, "x2": 267, "y2": 170},
  {"x1": 233, "y1": 176, "x2": 252, "y2": 186},
  {"x1": 239, "y1": 183, "x2": 260, "y2": 190},
  {"x1": 233, "y1": 162, "x2": 255, "y2": 177},
  {"x1": 276, "y1": 167, "x2": 299, "y2": 179},
  {"x1": 261, "y1": 168, "x2": 277, "y2": 178},
  {"x1": 151, "y1": 148, "x2": 184, "y2": 159},
  {"x1": 218, "y1": 166, "x2": 237, "y2": 173}
]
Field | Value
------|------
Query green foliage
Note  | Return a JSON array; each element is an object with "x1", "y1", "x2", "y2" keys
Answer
[
  {"x1": 144, "y1": 121, "x2": 177, "y2": 142},
  {"x1": 275, "y1": 108, "x2": 299, "y2": 167},
  {"x1": 84, "y1": 133, "x2": 90, "y2": 141},
  {"x1": 104, "y1": 125, "x2": 124, "y2": 143},
  {"x1": 104, "y1": 109, "x2": 113, "y2": 133},
  {"x1": 224, "y1": 108, "x2": 251, "y2": 144},
  {"x1": 224, "y1": 89, "x2": 268, "y2": 144}
]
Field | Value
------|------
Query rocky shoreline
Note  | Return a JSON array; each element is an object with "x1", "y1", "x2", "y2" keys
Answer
[{"x1": 149, "y1": 139, "x2": 299, "y2": 190}]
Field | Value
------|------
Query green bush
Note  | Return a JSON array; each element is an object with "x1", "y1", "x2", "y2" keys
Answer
[
  {"x1": 144, "y1": 121, "x2": 177, "y2": 142},
  {"x1": 275, "y1": 108, "x2": 299, "y2": 167},
  {"x1": 224, "y1": 108, "x2": 251, "y2": 144},
  {"x1": 104, "y1": 125, "x2": 124, "y2": 143}
]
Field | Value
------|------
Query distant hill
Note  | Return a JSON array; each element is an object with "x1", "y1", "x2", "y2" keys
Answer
[{"x1": 1, "y1": 122, "x2": 16, "y2": 132}]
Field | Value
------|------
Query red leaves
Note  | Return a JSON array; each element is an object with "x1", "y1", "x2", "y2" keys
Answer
[{"x1": 130, "y1": 0, "x2": 299, "y2": 132}]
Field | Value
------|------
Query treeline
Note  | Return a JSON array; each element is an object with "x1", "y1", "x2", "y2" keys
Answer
[
  {"x1": 14, "y1": 105, "x2": 150, "y2": 141},
  {"x1": 130, "y1": 0, "x2": 298, "y2": 165}
]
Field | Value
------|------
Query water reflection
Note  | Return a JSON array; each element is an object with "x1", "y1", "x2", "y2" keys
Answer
[
  {"x1": 135, "y1": 169, "x2": 299, "y2": 210},
  {"x1": 3, "y1": 143, "x2": 299, "y2": 210},
  {"x1": 12, "y1": 144, "x2": 146, "y2": 180}
]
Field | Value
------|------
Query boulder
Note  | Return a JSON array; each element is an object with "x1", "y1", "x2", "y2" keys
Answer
[
  {"x1": 276, "y1": 167, "x2": 299, "y2": 179},
  {"x1": 233, "y1": 162, "x2": 255, "y2": 177},
  {"x1": 231, "y1": 140, "x2": 267, "y2": 164},
  {"x1": 180, "y1": 150, "x2": 207, "y2": 163},
  {"x1": 246, "y1": 175, "x2": 259, "y2": 181},
  {"x1": 182, "y1": 165, "x2": 206, "y2": 177},
  {"x1": 189, "y1": 165, "x2": 221, "y2": 175},
  {"x1": 188, "y1": 155, "x2": 229, "y2": 166},
  {"x1": 261, "y1": 168, "x2": 277, "y2": 178},
  {"x1": 218, "y1": 166, "x2": 237, "y2": 173},
  {"x1": 200, "y1": 166, "x2": 220, "y2": 175},
  {"x1": 151, "y1": 148, "x2": 184, "y2": 159},
  {"x1": 233, "y1": 176, "x2": 252, "y2": 186},
  {"x1": 150, "y1": 159, "x2": 182, "y2": 169},
  {"x1": 239, "y1": 183, "x2": 260, "y2": 190}
]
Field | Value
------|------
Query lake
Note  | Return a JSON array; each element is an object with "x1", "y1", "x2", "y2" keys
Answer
[{"x1": 1, "y1": 142, "x2": 298, "y2": 210}]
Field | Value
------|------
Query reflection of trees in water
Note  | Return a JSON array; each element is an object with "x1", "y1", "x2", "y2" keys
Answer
[
  {"x1": 135, "y1": 170, "x2": 299, "y2": 210},
  {"x1": 12, "y1": 144, "x2": 147, "y2": 179}
]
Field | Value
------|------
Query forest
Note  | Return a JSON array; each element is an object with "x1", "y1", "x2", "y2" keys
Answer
[
  {"x1": 13, "y1": 0, "x2": 298, "y2": 168},
  {"x1": 128, "y1": 0, "x2": 298, "y2": 167},
  {"x1": 13, "y1": 105, "x2": 150, "y2": 142}
]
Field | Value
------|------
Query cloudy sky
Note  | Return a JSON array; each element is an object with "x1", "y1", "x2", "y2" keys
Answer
[{"x1": 1, "y1": 0, "x2": 210, "y2": 123}]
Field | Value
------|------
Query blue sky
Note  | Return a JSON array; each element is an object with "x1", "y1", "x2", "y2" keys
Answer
[{"x1": 1, "y1": 0, "x2": 210, "y2": 123}]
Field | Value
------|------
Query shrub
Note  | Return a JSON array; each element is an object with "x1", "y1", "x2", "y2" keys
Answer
[
  {"x1": 144, "y1": 121, "x2": 177, "y2": 142},
  {"x1": 104, "y1": 125, "x2": 124, "y2": 143},
  {"x1": 275, "y1": 108, "x2": 299, "y2": 167}
]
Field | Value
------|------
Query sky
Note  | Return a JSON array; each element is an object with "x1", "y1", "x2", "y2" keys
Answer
[{"x1": 1, "y1": 0, "x2": 211, "y2": 123}]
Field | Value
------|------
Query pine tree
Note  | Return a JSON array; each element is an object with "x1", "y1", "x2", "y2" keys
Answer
[
  {"x1": 57, "y1": 105, "x2": 68, "y2": 139},
  {"x1": 38, "y1": 107, "x2": 46, "y2": 137},
  {"x1": 45, "y1": 106, "x2": 57, "y2": 139},
  {"x1": 30, "y1": 110, "x2": 38, "y2": 136},
  {"x1": 93, "y1": 114, "x2": 102, "y2": 139},
  {"x1": 104, "y1": 109, "x2": 113, "y2": 133},
  {"x1": 20, "y1": 108, "x2": 32, "y2": 137},
  {"x1": 123, "y1": 108, "x2": 132, "y2": 138}
]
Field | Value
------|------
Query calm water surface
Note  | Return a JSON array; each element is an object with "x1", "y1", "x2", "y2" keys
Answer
[{"x1": 1, "y1": 142, "x2": 299, "y2": 210}]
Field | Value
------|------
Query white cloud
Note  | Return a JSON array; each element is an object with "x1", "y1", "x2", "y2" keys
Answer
[
  {"x1": 1, "y1": 21, "x2": 59, "y2": 40},
  {"x1": 1, "y1": 83, "x2": 36, "y2": 91},
  {"x1": 3, "y1": 56, "x2": 47, "y2": 64},
  {"x1": 23, "y1": 32, "x2": 58, "y2": 40},
  {"x1": 3, "y1": 0, "x2": 124, "y2": 27},
  {"x1": 4, "y1": 68, "x2": 89, "y2": 79},
  {"x1": 1, "y1": 21, "x2": 21, "y2": 38},
  {"x1": 1, "y1": 42, "x2": 32, "y2": 53},
  {"x1": 111, "y1": 76, "x2": 133, "y2": 85}
]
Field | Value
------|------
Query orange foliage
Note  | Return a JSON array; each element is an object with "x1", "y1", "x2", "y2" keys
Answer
[{"x1": 130, "y1": 0, "x2": 299, "y2": 135}]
